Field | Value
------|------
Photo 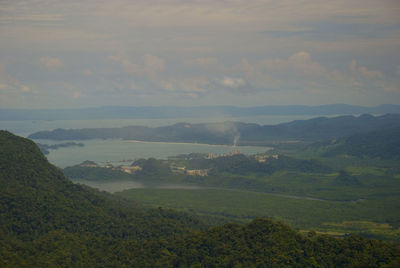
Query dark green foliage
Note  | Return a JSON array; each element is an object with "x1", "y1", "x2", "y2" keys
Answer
[
  {"x1": 261, "y1": 155, "x2": 330, "y2": 173},
  {"x1": 184, "y1": 154, "x2": 330, "y2": 175},
  {"x1": 1, "y1": 130, "x2": 400, "y2": 266},
  {"x1": 321, "y1": 127, "x2": 400, "y2": 159},
  {"x1": 62, "y1": 159, "x2": 176, "y2": 185},
  {"x1": 0, "y1": 131, "x2": 205, "y2": 266},
  {"x1": 161, "y1": 154, "x2": 330, "y2": 193},
  {"x1": 134, "y1": 158, "x2": 172, "y2": 176},
  {"x1": 168, "y1": 152, "x2": 208, "y2": 160},
  {"x1": 117, "y1": 187, "x2": 400, "y2": 242},
  {"x1": 63, "y1": 165, "x2": 133, "y2": 181},
  {"x1": 62, "y1": 153, "x2": 331, "y2": 195},
  {"x1": 132, "y1": 218, "x2": 400, "y2": 267},
  {"x1": 332, "y1": 170, "x2": 361, "y2": 186}
]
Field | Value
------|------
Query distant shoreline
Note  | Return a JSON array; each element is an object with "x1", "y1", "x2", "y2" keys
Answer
[{"x1": 125, "y1": 139, "x2": 246, "y2": 147}]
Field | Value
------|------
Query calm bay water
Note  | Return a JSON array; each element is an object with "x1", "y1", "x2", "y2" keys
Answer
[
  {"x1": 0, "y1": 115, "x2": 320, "y2": 168},
  {"x1": 34, "y1": 139, "x2": 270, "y2": 168}
]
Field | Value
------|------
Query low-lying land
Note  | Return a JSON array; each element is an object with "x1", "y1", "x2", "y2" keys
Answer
[
  {"x1": 64, "y1": 135, "x2": 400, "y2": 241},
  {"x1": 116, "y1": 188, "x2": 400, "y2": 241},
  {"x1": 25, "y1": 114, "x2": 400, "y2": 242}
]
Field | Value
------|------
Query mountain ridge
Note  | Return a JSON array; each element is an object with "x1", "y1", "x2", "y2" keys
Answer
[
  {"x1": 28, "y1": 113, "x2": 400, "y2": 145},
  {"x1": 2, "y1": 104, "x2": 400, "y2": 120}
]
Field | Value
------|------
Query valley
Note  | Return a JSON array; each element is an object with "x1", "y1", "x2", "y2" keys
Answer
[
  {"x1": 55, "y1": 116, "x2": 400, "y2": 242},
  {"x1": 1, "y1": 113, "x2": 400, "y2": 266}
]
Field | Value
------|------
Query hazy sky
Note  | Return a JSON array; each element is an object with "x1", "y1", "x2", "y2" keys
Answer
[{"x1": 1, "y1": 0, "x2": 400, "y2": 108}]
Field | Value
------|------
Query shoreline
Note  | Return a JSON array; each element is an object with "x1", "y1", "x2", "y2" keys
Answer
[{"x1": 125, "y1": 139, "x2": 267, "y2": 148}]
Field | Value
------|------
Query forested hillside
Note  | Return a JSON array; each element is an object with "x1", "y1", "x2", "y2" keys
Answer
[
  {"x1": 0, "y1": 131, "x2": 205, "y2": 266},
  {"x1": 313, "y1": 127, "x2": 400, "y2": 159},
  {"x1": 133, "y1": 219, "x2": 400, "y2": 267},
  {"x1": 1, "y1": 131, "x2": 399, "y2": 267}
]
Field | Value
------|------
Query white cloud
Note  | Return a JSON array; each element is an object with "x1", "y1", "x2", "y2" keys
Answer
[
  {"x1": 158, "y1": 76, "x2": 210, "y2": 94},
  {"x1": 232, "y1": 52, "x2": 334, "y2": 91},
  {"x1": 288, "y1": 51, "x2": 327, "y2": 76},
  {"x1": 228, "y1": 53, "x2": 400, "y2": 97},
  {"x1": 1, "y1": 1, "x2": 400, "y2": 107},
  {"x1": 233, "y1": 51, "x2": 330, "y2": 85},
  {"x1": 252, "y1": 51, "x2": 328, "y2": 77},
  {"x1": 345, "y1": 60, "x2": 400, "y2": 93},
  {"x1": 108, "y1": 54, "x2": 142, "y2": 75},
  {"x1": 218, "y1": 77, "x2": 246, "y2": 89},
  {"x1": 0, "y1": 62, "x2": 32, "y2": 93},
  {"x1": 40, "y1": 57, "x2": 64, "y2": 70}
]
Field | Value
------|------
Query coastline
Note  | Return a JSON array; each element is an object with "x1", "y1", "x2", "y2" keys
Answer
[{"x1": 125, "y1": 139, "x2": 249, "y2": 147}]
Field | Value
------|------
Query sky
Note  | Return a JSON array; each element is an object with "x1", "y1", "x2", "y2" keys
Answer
[{"x1": 0, "y1": 0, "x2": 400, "y2": 108}]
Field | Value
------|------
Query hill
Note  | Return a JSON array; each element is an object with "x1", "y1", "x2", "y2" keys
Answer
[
  {"x1": 1, "y1": 131, "x2": 399, "y2": 266},
  {"x1": 28, "y1": 113, "x2": 400, "y2": 145},
  {"x1": 318, "y1": 127, "x2": 400, "y2": 160},
  {"x1": 241, "y1": 113, "x2": 400, "y2": 144},
  {"x1": 0, "y1": 131, "x2": 205, "y2": 266}
]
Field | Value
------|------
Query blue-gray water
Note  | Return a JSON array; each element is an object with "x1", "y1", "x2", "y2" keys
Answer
[
  {"x1": 0, "y1": 115, "x2": 320, "y2": 168},
  {"x1": 34, "y1": 139, "x2": 270, "y2": 168}
]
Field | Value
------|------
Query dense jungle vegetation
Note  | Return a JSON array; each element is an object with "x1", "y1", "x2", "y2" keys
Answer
[{"x1": 2, "y1": 130, "x2": 400, "y2": 266}]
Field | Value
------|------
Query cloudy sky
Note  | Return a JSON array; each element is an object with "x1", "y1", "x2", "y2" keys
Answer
[{"x1": 1, "y1": 0, "x2": 400, "y2": 108}]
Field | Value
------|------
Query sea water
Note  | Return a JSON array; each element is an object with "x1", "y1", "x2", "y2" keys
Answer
[
  {"x1": 0, "y1": 115, "x2": 321, "y2": 168},
  {"x1": 33, "y1": 139, "x2": 270, "y2": 168}
]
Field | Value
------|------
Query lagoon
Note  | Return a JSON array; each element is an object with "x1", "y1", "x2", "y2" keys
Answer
[
  {"x1": 34, "y1": 138, "x2": 270, "y2": 168},
  {"x1": 0, "y1": 115, "x2": 322, "y2": 168}
]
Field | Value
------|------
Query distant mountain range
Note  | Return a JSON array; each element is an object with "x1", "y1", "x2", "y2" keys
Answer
[
  {"x1": 2, "y1": 104, "x2": 400, "y2": 120},
  {"x1": 28, "y1": 113, "x2": 400, "y2": 145}
]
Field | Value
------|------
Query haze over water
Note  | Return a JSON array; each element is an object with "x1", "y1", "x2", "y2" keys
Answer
[
  {"x1": 36, "y1": 138, "x2": 270, "y2": 168},
  {"x1": 1, "y1": 114, "x2": 322, "y2": 137}
]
